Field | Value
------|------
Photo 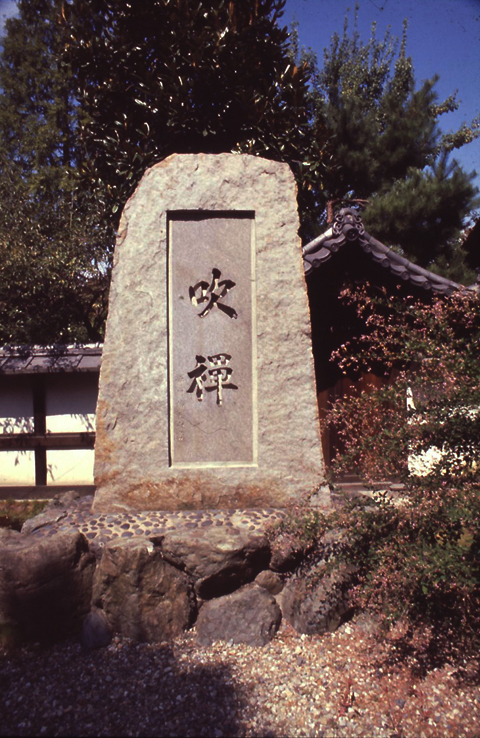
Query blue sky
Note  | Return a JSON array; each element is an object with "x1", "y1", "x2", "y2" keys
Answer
[
  {"x1": 0, "y1": 0, "x2": 16, "y2": 37},
  {"x1": 1, "y1": 0, "x2": 479, "y2": 193},
  {"x1": 283, "y1": 0, "x2": 480, "y2": 193}
]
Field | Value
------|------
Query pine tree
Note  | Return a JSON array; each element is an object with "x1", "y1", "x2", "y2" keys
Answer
[{"x1": 309, "y1": 7, "x2": 479, "y2": 279}]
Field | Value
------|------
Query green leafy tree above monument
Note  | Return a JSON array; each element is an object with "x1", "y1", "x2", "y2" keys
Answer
[
  {"x1": 0, "y1": 0, "x2": 75, "y2": 194},
  {"x1": 63, "y1": 0, "x2": 326, "y2": 238},
  {"x1": 0, "y1": 152, "x2": 109, "y2": 344},
  {"x1": 309, "y1": 7, "x2": 479, "y2": 279},
  {"x1": 0, "y1": 0, "x2": 329, "y2": 343}
]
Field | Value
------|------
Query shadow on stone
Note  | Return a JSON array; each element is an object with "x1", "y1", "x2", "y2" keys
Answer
[
  {"x1": 279, "y1": 562, "x2": 357, "y2": 635},
  {"x1": 0, "y1": 530, "x2": 95, "y2": 645},
  {"x1": 81, "y1": 606, "x2": 112, "y2": 650},
  {"x1": 92, "y1": 537, "x2": 197, "y2": 642}
]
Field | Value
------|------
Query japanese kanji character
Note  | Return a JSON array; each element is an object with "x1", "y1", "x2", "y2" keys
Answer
[
  {"x1": 189, "y1": 268, "x2": 237, "y2": 319},
  {"x1": 186, "y1": 353, "x2": 238, "y2": 405}
]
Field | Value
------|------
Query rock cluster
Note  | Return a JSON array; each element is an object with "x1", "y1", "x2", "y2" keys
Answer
[
  {"x1": 0, "y1": 526, "x2": 95, "y2": 644},
  {"x1": 0, "y1": 495, "x2": 352, "y2": 649}
]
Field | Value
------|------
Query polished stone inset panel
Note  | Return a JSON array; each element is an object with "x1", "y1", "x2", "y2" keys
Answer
[{"x1": 168, "y1": 214, "x2": 255, "y2": 465}]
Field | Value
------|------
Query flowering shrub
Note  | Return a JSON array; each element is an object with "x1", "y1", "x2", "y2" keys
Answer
[
  {"x1": 327, "y1": 284, "x2": 480, "y2": 484},
  {"x1": 279, "y1": 285, "x2": 480, "y2": 655}
]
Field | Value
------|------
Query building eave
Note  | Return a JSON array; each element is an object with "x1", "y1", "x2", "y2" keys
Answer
[
  {"x1": 303, "y1": 208, "x2": 466, "y2": 296},
  {"x1": 0, "y1": 344, "x2": 103, "y2": 374}
]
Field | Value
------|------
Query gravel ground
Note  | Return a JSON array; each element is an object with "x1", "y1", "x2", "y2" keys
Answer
[{"x1": 1, "y1": 617, "x2": 479, "y2": 738}]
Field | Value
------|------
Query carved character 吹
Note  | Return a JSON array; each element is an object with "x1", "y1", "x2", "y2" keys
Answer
[{"x1": 189, "y1": 268, "x2": 238, "y2": 319}]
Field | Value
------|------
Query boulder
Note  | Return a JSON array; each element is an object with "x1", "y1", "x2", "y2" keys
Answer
[
  {"x1": 153, "y1": 526, "x2": 271, "y2": 599},
  {"x1": 254, "y1": 569, "x2": 284, "y2": 595},
  {"x1": 81, "y1": 606, "x2": 113, "y2": 650},
  {"x1": 92, "y1": 537, "x2": 196, "y2": 642},
  {"x1": 268, "y1": 526, "x2": 346, "y2": 574},
  {"x1": 0, "y1": 529, "x2": 95, "y2": 643},
  {"x1": 0, "y1": 528, "x2": 21, "y2": 544},
  {"x1": 316, "y1": 528, "x2": 350, "y2": 560},
  {"x1": 195, "y1": 583, "x2": 282, "y2": 646},
  {"x1": 280, "y1": 562, "x2": 357, "y2": 635}
]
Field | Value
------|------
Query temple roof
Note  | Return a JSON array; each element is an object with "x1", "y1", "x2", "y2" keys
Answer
[{"x1": 303, "y1": 208, "x2": 464, "y2": 296}]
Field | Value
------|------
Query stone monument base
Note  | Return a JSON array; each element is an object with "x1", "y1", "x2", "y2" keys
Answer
[{"x1": 93, "y1": 471, "x2": 324, "y2": 514}]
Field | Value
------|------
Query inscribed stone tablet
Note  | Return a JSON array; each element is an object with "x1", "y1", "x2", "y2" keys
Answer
[{"x1": 93, "y1": 153, "x2": 324, "y2": 513}]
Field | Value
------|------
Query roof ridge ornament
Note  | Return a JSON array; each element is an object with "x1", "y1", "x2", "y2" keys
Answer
[
  {"x1": 333, "y1": 208, "x2": 366, "y2": 241},
  {"x1": 302, "y1": 207, "x2": 367, "y2": 275}
]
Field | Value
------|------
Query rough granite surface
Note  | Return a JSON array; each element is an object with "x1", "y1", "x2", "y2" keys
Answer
[{"x1": 93, "y1": 153, "x2": 324, "y2": 512}]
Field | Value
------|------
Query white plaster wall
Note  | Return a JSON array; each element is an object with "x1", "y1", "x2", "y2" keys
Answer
[
  {"x1": 0, "y1": 372, "x2": 98, "y2": 485},
  {"x1": 45, "y1": 374, "x2": 97, "y2": 432},
  {"x1": 45, "y1": 374, "x2": 98, "y2": 483},
  {"x1": 407, "y1": 402, "x2": 479, "y2": 477},
  {"x1": 47, "y1": 449, "x2": 95, "y2": 485},
  {"x1": 408, "y1": 446, "x2": 445, "y2": 476},
  {"x1": 0, "y1": 450, "x2": 35, "y2": 484}
]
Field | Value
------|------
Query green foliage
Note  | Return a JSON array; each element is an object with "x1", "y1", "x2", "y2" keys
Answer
[
  {"x1": 0, "y1": 0, "x2": 77, "y2": 189},
  {"x1": 0, "y1": 0, "x2": 329, "y2": 344},
  {"x1": 308, "y1": 6, "x2": 479, "y2": 277},
  {"x1": 63, "y1": 0, "x2": 327, "y2": 240},
  {"x1": 314, "y1": 16, "x2": 436, "y2": 193},
  {"x1": 363, "y1": 156, "x2": 479, "y2": 275},
  {"x1": 0, "y1": 0, "x2": 479, "y2": 342},
  {"x1": 279, "y1": 287, "x2": 480, "y2": 657},
  {"x1": 0, "y1": 152, "x2": 109, "y2": 344},
  {"x1": 334, "y1": 288, "x2": 480, "y2": 642},
  {"x1": 329, "y1": 285, "x2": 480, "y2": 481},
  {"x1": 0, "y1": 0, "x2": 111, "y2": 343},
  {"x1": 337, "y1": 483, "x2": 480, "y2": 624}
]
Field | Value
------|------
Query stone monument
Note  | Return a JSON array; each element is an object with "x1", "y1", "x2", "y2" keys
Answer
[{"x1": 93, "y1": 153, "x2": 324, "y2": 512}]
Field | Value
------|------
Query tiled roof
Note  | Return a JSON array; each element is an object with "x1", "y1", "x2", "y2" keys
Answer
[
  {"x1": 303, "y1": 208, "x2": 464, "y2": 296},
  {"x1": 0, "y1": 344, "x2": 102, "y2": 374}
]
